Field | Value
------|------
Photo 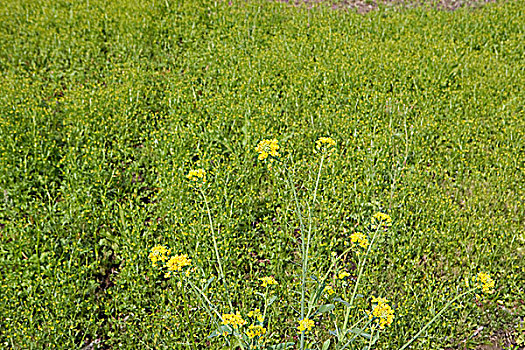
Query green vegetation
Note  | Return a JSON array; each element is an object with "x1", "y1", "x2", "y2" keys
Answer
[{"x1": 0, "y1": 0, "x2": 523, "y2": 348}]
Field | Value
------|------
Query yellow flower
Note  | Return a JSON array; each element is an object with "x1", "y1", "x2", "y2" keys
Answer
[
  {"x1": 338, "y1": 271, "x2": 351, "y2": 280},
  {"x1": 324, "y1": 285, "x2": 335, "y2": 296},
  {"x1": 350, "y1": 231, "x2": 369, "y2": 249},
  {"x1": 255, "y1": 139, "x2": 280, "y2": 161},
  {"x1": 222, "y1": 312, "x2": 247, "y2": 329},
  {"x1": 475, "y1": 272, "x2": 495, "y2": 294},
  {"x1": 297, "y1": 318, "x2": 315, "y2": 334},
  {"x1": 369, "y1": 297, "x2": 394, "y2": 329},
  {"x1": 186, "y1": 169, "x2": 206, "y2": 186},
  {"x1": 246, "y1": 324, "x2": 267, "y2": 338},
  {"x1": 247, "y1": 308, "x2": 264, "y2": 323},
  {"x1": 165, "y1": 254, "x2": 192, "y2": 276},
  {"x1": 259, "y1": 276, "x2": 278, "y2": 288},
  {"x1": 315, "y1": 137, "x2": 336, "y2": 156},
  {"x1": 371, "y1": 212, "x2": 392, "y2": 230},
  {"x1": 148, "y1": 245, "x2": 170, "y2": 267}
]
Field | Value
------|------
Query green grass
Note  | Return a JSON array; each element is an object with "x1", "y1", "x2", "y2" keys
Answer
[{"x1": 0, "y1": 0, "x2": 523, "y2": 348}]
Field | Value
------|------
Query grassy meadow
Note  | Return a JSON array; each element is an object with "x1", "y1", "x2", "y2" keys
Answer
[{"x1": 0, "y1": 0, "x2": 524, "y2": 348}]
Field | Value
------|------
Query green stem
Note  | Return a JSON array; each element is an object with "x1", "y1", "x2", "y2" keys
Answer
[
  {"x1": 285, "y1": 154, "x2": 325, "y2": 350},
  {"x1": 199, "y1": 187, "x2": 234, "y2": 312},
  {"x1": 367, "y1": 326, "x2": 375, "y2": 350},
  {"x1": 262, "y1": 288, "x2": 269, "y2": 320},
  {"x1": 341, "y1": 229, "x2": 379, "y2": 339},
  {"x1": 283, "y1": 162, "x2": 307, "y2": 350},
  {"x1": 338, "y1": 318, "x2": 373, "y2": 350},
  {"x1": 185, "y1": 277, "x2": 245, "y2": 350},
  {"x1": 399, "y1": 289, "x2": 475, "y2": 350},
  {"x1": 180, "y1": 278, "x2": 197, "y2": 350}
]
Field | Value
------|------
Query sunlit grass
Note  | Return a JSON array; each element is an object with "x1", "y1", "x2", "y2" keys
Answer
[{"x1": 0, "y1": 0, "x2": 523, "y2": 348}]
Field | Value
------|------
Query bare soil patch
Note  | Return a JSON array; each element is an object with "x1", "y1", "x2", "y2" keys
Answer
[{"x1": 272, "y1": 0, "x2": 498, "y2": 13}]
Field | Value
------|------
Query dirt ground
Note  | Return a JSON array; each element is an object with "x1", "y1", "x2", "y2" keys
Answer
[{"x1": 272, "y1": 0, "x2": 498, "y2": 13}]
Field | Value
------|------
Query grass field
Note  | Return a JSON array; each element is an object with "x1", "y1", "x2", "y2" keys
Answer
[{"x1": 0, "y1": 0, "x2": 524, "y2": 349}]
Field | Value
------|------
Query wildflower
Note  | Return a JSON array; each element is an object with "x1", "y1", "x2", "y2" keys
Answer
[
  {"x1": 350, "y1": 231, "x2": 369, "y2": 249},
  {"x1": 324, "y1": 285, "x2": 335, "y2": 297},
  {"x1": 260, "y1": 276, "x2": 278, "y2": 288},
  {"x1": 255, "y1": 139, "x2": 280, "y2": 161},
  {"x1": 338, "y1": 271, "x2": 351, "y2": 280},
  {"x1": 475, "y1": 272, "x2": 495, "y2": 294},
  {"x1": 186, "y1": 169, "x2": 206, "y2": 187},
  {"x1": 247, "y1": 308, "x2": 264, "y2": 323},
  {"x1": 369, "y1": 297, "x2": 394, "y2": 329},
  {"x1": 315, "y1": 137, "x2": 336, "y2": 156},
  {"x1": 297, "y1": 318, "x2": 315, "y2": 334},
  {"x1": 222, "y1": 312, "x2": 247, "y2": 329},
  {"x1": 371, "y1": 212, "x2": 392, "y2": 230},
  {"x1": 148, "y1": 245, "x2": 170, "y2": 267},
  {"x1": 246, "y1": 324, "x2": 267, "y2": 338},
  {"x1": 165, "y1": 254, "x2": 192, "y2": 275}
]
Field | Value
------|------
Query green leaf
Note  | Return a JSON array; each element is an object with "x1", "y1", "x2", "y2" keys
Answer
[
  {"x1": 266, "y1": 342, "x2": 295, "y2": 350},
  {"x1": 333, "y1": 297, "x2": 351, "y2": 307},
  {"x1": 350, "y1": 328, "x2": 371, "y2": 340},
  {"x1": 322, "y1": 339, "x2": 331, "y2": 350},
  {"x1": 203, "y1": 276, "x2": 215, "y2": 292},
  {"x1": 315, "y1": 304, "x2": 335, "y2": 315},
  {"x1": 267, "y1": 295, "x2": 277, "y2": 307},
  {"x1": 208, "y1": 325, "x2": 231, "y2": 338}
]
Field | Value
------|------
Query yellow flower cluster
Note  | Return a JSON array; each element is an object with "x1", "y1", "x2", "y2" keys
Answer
[
  {"x1": 255, "y1": 139, "x2": 280, "y2": 161},
  {"x1": 350, "y1": 231, "x2": 369, "y2": 249},
  {"x1": 259, "y1": 276, "x2": 278, "y2": 287},
  {"x1": 475, "y1": 272, "x2": 495, "y2": 294},
  {"x1": 186, "y1": 169, "x2": 206, "y2": 186},
  {"x1": 246, "y1": 324, "x2": 267, "y2": 339},
  {"x1": 315, "y1": 136, "x2": 336, "y2": 156},
  {"x1": 324, "y1": 285, "x2": 335, "y2": 296},
  {"x1": 148, "y1": 245, "x2": 170, "y2": 267},
  {"x1": 370, "y1": 297, "x2": 394, "y2": 329},
  {"x1": 165, "y1": 254, "x2": 192, "y2": 273},
  {"x1": 371, "y1": 212, "x2": 393, "y2": 230},
  {"x1": 297, "y1": 318, "x2": 314, "y2": 334},
  {"x1": 222, "y1": 312, "x2": 247, "y2": 329},
  {"x1": 247, "y1": 308, "x2": 264, "y2": 323},
  {"x1": 338, "y1": 271, "x2": 351, "y2": 280}
]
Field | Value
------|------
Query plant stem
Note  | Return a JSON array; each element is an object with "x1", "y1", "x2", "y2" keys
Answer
[
  {"x1": 399, "y1": 289, "x2": 474, "y2": 350},
  {"x1": 338, "y1": 318, "x2": 373, "y2": 350},
  {"x1": 199, "y1": 187, "x2": 233, "y2": 312},
  {"x1": 341, "y1": 228, "x2": 379, "y2": 340},
  {"x1": 283, "y1": 161, "x2": 308, "y2": 350},
  {"x1": 185, "y1": 277, "x2": 246, "y2": 350},
  {"x1": 180, "y1": 278, "x2": 197, "y2": 350},
  {"x1": 367, "y1": 326, "x2": 375, "y2": 350},
  {"x1": 285, "y1": 154, "x2": 325, "y2": 350}
]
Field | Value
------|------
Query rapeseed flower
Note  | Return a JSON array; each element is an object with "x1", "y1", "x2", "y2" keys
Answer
[
  {"x1": 255, "y1": 139, "x2": 279, "y2": 161},
  {"x1": 350, "y1": 231, "x2": 369, "y2": 249},
  {"x1": 315, "y1": 137, "x2": 336, "y2": 156},
  {"x1": 475, "y1": 272, "x2": 495, "y2": 294},
  {"x1": 222, "y1": 312, "x2": 247, "y2": 329},
  {"x1": 338, "y1": 271, "x2": 351, "y2": 280},
  {"x1": 369, "y1": 297, "x2": 394, "y2": 329},
  {"x1": 259, "y1": 276, "x2": 278, "y2": 287},
  {"x1": 186, "y1": 169, "x2": 206, "y2": 186},
  {"x1": 247, "y1": 308, "x2": 264, "y2": 323},
  {"x1": 165, "y1": 254, "x2": 191, "y2": 276},
  {"x1": 324, "y1": 285, "x2": 335, "y2": 297},
  {"x1": 148, "y1": 245, "x2": 170, "y2": 267},
  {"x1": 371, "y1": 212, "x2": 392, "y2": 230},
  {"x1": 246, "y1": 324, "x2": 267, "y2": 338},
  {"x1": 297, "y1": 318, "x2": 314, "y2": 334}
]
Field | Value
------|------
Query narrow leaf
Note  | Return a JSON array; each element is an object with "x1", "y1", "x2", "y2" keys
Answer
[{"x1": 315, "y1": 304, "x2": 335, "y2": 315}]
